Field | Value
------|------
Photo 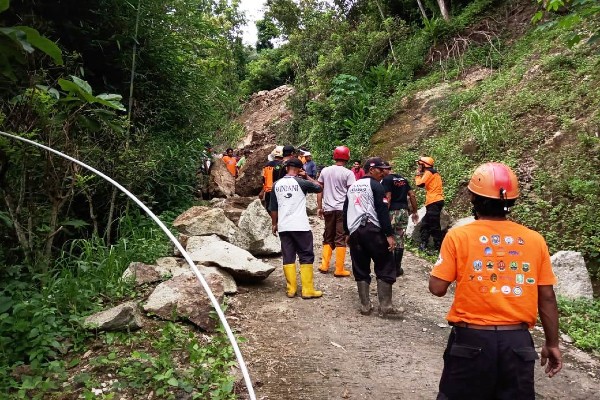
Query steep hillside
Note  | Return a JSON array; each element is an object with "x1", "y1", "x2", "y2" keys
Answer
[{"x1": 372, "y1": 7, "x2": 600, "y2": 272}]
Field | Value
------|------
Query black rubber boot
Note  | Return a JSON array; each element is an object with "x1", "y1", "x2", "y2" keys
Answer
[
  {"x1": 394, "y1": 248, "x2": 404, "y2": 277},
  {"x1": 357, "y1": 281, "x2": 372, "y2": 315},
  {"x1": 377, "y1": 279, "x2": 404, "y2": 318}
]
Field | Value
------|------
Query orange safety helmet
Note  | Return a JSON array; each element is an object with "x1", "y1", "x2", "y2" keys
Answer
[
  {"x1": 468, "y1": 162, "x2": 519, "y2": 200},
  {"x1": 333, "y1": 146, "x2": 350, "y2": 161},
  {"x1": 416, "y1": 156, "x2": 434, "y2": 167}
]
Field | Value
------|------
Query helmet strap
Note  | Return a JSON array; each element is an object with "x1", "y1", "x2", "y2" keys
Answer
[{"x1": 499, "y1": 188, "x2": 510, "y2": 212}]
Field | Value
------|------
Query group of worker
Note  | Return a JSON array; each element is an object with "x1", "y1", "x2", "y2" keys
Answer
[
  {"x1": 221, "y1": 147, "x2": 251, "y2": 178},
  {"x1": 264, "y1": 143, "x2": 562, "y2": 399}
]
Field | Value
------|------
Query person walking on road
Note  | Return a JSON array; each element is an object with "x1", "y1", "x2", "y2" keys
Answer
[
  {"x1": 415, "y1": 156, "x2": 444, "y2": 252},
  {"x1": 344, "y1": 157, "x2": 401, "y2": 317},
  {"x1": 317, "y1": 146, "x2": 355, "y2": 277},
  {"x1": 270, "y1": 158, "x2": 323, "y2": 299},
  {"x1": 382, "y1": 163, "x2": 419, "y2": 276},
  {"x1": 429, "y1": 162, "x2": 562, "y2": 399}
]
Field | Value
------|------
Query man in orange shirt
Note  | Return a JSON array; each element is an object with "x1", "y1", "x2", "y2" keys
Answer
[
  {"x1": 415, "y1": 156, "x2": 444, "y2": 251},
  {"x1": 429, "y1": 162, "x2": 562, "y2": 399},
  {"x1": 222, "y1": 148, "x2": 237, "y2": 177}
]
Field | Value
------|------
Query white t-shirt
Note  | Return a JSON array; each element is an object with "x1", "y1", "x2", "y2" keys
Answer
[
  {"x1": 318, "y1": 165, "x2": 355, "y2": 212},
  {"x1": 271, "y1": 176, "x2": 322, "y2": 231}
]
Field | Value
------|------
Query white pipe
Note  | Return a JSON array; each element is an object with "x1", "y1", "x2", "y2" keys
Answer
[{"x1": 0, "y1": 130, "x2": 256, "y2": 400}]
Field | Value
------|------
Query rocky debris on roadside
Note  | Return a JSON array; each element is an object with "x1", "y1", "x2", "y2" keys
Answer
[
  {"x1": 122, "y1": 262, "x2": 166, "y2": 286},
  {"x1": 212, "y1": 196, "x2": 256, "y2": 224},
  {"x1": 143, "y1": 272, "x2": 225, "y2": 331},
  {"x1": 406, "y1": 206, "x2": 452, "y2": 245},
  {"x1": 233, "y1": 199, "x2": 280, "y2": 256},
  {"x1": 551, "y1": 251, "x2": 594, "y2": 299},
  {"x1": 189, "y1": 241, "x2": 275, "y2": 282},
  {"x1": 235, "y1": 144, "x2": 273, "y2": 197},
  {"x1": 83, "y1": 301, "x2": 144, "y2": 331},
  {"x1": 306, "y1": 193, "x2": 318, "y2": 216},
  {"x1": 209, "y1": 155, "x2": 236, "y2": 198},
  {"x1": 448, "y1": 216, "x2": 475, "y2": 229},
  {"x1": 173, "y1": 206, "x2": 237, "y2": 239}
]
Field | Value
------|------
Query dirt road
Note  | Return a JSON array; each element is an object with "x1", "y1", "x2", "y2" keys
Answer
[{"x1": 230, "y1": 217, "x2": 600, "y2": 399}]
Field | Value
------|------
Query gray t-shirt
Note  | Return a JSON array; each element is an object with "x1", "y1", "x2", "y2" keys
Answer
[{"x1": 318, "y1": 165, "x2": 355, "y2": 212}]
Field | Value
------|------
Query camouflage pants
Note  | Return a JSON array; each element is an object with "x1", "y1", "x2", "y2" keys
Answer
[{"x1": 390, "y1": 209, "x2": 408, "y2": 249}]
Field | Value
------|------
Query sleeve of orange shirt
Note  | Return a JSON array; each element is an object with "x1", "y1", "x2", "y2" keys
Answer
[
  {"x1": 431, "y1": 230, "x2": 458, "y2": 283},
  {"x1": 415, "y1": 170, "x2": 432, "y2": 187}
]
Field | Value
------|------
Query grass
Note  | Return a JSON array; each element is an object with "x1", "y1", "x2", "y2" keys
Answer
[{"x1": 558, "y1": 297, "x2": 600, "y2": 354}]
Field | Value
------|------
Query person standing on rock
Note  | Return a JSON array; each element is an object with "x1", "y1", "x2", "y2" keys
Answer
[
  {"x1": 259, "y1": 146, "x2": 284, "y2": 211},
  {"x1": 382, "y1": 162, "x2": 419, "y2": 277},
  {"x1": 270, "y1": 158, "x2": 323, "y2": 299},
  {"x1": 415, "y1": 156, "x2": 445, "y2": 252},
  {"x1": 344, "y1": 157, "x2": 401, "y2": 317},
  {"x1": 222, "y1": 148, "x2": 238, "y2": 177},
  {"x1": 429, "y1": 162, "x2": 562, "y2": 399},
  {"x1": 317, "y1": 146, "x2": 355, "y2": 277}
]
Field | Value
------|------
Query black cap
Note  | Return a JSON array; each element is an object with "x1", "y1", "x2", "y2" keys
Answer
[
  {"x1": 285, "y1": 158, "x2": 303, "y2": 168},
  {"x1": 282, "y1": 145, "x2": 295, "y2": 156},
  {"x1": 364, "y1": 157, "x2": 392, "y2": 172}
]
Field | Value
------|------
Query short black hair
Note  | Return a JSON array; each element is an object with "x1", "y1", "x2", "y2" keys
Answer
[
  {"x1": 226, "y1": 148, "x2": 233, "y2": 152},
  {"x1": 470, "y1": 191, "x2": 516, "y2": 218}
]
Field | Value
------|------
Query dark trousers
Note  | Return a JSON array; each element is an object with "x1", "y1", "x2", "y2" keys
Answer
[
  {"x1": 264, "y1": 191, "x2": 272, "y2": 212},
  {"x1": 421, "y1": 200, "x2": 444, "y2": 248},
  {"x1": 279, "y1": 231, "x2": 315, "y2": 265},
  {"x1": 437, "y1": 327, "x2": 538, "y2": 400},
  {"x1": 348, "y1": 222, "x2": 395, "y2": 284},
  {"x1": 323, "y1": 210, "x2": 345, "y2": 248}
]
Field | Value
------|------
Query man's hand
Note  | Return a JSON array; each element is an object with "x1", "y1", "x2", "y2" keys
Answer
[
  {"x1": 317, "y1": 208, "x2": 324, "y2": 219},
  {"x1": 540, "y1": 344, "x2": 562, "y2": 377},
  {"x1": 386, "y1": 236, "x2": 395, "y2": 251},
  {"x1": 411, "y1": 213, "x2": 419, "y2": 224},
  {"x1": 271, "y1": 223, "x2": 278, "y2": 236}
]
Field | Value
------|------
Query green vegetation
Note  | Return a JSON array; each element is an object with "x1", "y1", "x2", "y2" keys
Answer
[{"x1": 558, "y1": 297, "x2": 600, "y2": 353}]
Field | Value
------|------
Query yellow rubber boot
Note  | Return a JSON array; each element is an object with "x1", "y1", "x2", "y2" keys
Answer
[
  {"x1": 333, "y1": 246, "x2": 351, "y2": 277},
  {"x1": 318, "y1": 244, "x2": 333, "y2": 273},
  {"x1": 282, "y1": 264, "x2": 297, "y2": 298},
  {"x1": 300, "y1": 264, "x2": 322, "y2": 299}
]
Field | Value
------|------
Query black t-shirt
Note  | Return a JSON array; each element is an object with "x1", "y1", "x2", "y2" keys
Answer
[{"x1": 382, "y1": 173, "x2": 412, "y2": 211}]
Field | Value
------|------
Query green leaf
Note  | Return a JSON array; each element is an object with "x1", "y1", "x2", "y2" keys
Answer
[
  {"x1": 167, "y1": 377, "x2": 179, "y2": 387},
  {"x1": 0, "y1": 0, "x2": 9, "y2": 13},
  {"x1": 0, "y1": 296, "x2": 13, "y2": 313},
  {"x1": 70, "y1": 75, "x2": 93, "y2": 94},
  {"x1": 14, "y1": 26, "x2": 63, "y2": 65},
  {"x1": 60, "y1": 219, "x2": 90, "y2": 228}
]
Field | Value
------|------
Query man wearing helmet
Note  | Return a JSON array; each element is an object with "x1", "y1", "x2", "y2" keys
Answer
[
  {"x1": 429, "y1": 162, "x2": 562, "y2": 399},
  {"x1": 415, "y1": 156, "x2": 445, "y2": 252},
  {"x1": 317, "y1": 145, "x2": 356, "y2": 277}
]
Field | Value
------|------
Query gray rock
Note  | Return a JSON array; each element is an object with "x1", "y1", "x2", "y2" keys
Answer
[
  {"x1": 173, "y1": 234, "x2": 189, "y2": 257},
  {"x1": 209, "y1": 156, "x2": 236, "y2": 198},
  {"x1": 235, "y1": 199, "x2": 281, "y2": 256},
  {"x1": 306, "y1": 193, "x2": 318, "y2": 216},
  {"x1": 172, "y1": 206, "x2": 237, "y2": 239},
  {"x1": 186, "y1": 235, "x2": 224, "y2": 254},
  {"x1": 551, "y1": 251, "x2": 593, "y2": 299},
  {"x1": 83, "y1": 301, "x2": 143, "y2": 331},
  {"x1": 189, "y1": 241, "x2": 275, "y2": 282},
  {"x1": 143, "y1": 272, "x2": 225, "y2": 331},
  {"x1": 449, "y1": 216, "x2": 475, "y2": 229},
  {"x1": 122, "y1": 262, "x2": 164, "y2": 286},
  {"x1": 197, "y1": 265, "x2": 238, "y2": 294},
  {"x1": 406, "y1": 206, "x2": 452, "y2": 244}
]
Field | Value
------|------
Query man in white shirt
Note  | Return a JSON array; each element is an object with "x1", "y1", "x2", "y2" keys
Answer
[
  {"x1": 270, "y1": 158, "x2": 323, "y2": 299},
  {"x1": 317, "y1": 145, "x2": 355, "y2": 277}
]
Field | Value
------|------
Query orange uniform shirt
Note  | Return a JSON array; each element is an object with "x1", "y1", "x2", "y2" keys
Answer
[
  {"x1": 222, "y1": 156, "x2": 237, "y2": 176},
  {"x1": 431, "y1": 220, "x2": 557, "y2": 328},
  {"x1": 415, "y1": 170, "x2": 444, "y2": 206}
]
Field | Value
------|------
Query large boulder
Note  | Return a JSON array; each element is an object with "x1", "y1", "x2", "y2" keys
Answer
[
  {"x1": 212, "y1": 196, "x2": 257, "y2": 224},
  {"x1": 235, "y1": 199, "x2": 281, "y2": 256},
  {"x1": 173, "y1": 206, "x2": 237, "y2": 239},
  {"x1": 406, "y1": 206, "x2": 452, "y2": 243},
  {"x1": 235, "y1": 145, "x2": 273, "y2": 197},
  {"x1": 122, "y1": 262, "x2": 166, "y2": 286},
  {"x1": 209, "y1": 156, "x2": 236, "y2": 198},
  {"x1": 155, "y1": 255, "x2": 238, "y2": 294},
  {"x1": 143, "y1": 272, "x2": 225, "y2": 331},
  {"x1": 306, "y1": 193, "x2": 318, "y2": 216},
  {"x1": 186, "y1": 235, "x2": 224, "y2": 254},
  {"x1": 83, "y1": 301, "x2": 143, "y2": 331},
  {"x1": 189, "y1": 241, "x2": 275, "y2": 282},
  {"x1": 551, "y1": 251, "x2": 593, "y2": 299}
]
